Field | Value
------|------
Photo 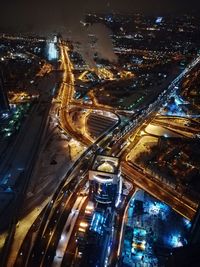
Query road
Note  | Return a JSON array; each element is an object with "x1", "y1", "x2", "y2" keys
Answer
[
  {"x1": 9, "y1": 46, "x2": 200, "y2": 267},
  {"x1": 35, "y1": 53, "x2": 200, "y2": 266},
  {"x1": 14, "y1": 167, "x2": 89, "y2": 267},
  {"x1": 13, "y1": 124, "x2": 117, "y2": 267},
  {"x1": 121, "y1": 161, "x2": 196, "y2": 220},
  {"x1": 52, "y1": 194, "x2": 87, "y2": 267},
  {"x1": 153, "y1": 120, "x2": 200, "y2": 135},
  {"x1": 58, "y1": 44, "x2": 91, "y2": 145}
]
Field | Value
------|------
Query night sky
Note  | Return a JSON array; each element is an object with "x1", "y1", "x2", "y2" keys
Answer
[{"x1": 0, "y1": 0, "x2": 200, "y2": 33}]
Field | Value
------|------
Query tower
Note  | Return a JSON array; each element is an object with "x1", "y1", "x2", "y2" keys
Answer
[{"x1": 89, "y1": 155, "x2": 122, "y2": 207}]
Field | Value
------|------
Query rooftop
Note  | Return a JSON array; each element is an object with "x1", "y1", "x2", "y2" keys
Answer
[{"x1": 91, "y1": 155, "x2": 119, "y2": 175}]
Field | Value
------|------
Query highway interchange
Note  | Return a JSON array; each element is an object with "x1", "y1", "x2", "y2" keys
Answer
[{"x1": 10, "y1": 41, "x2": 200, "y2": 267}]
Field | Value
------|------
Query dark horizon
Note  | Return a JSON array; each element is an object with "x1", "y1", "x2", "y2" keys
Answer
[{"x1": 0, "y1": 0, "x2": 200, "y2": 34}]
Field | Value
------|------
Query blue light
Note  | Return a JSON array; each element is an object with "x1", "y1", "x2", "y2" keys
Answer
[
  {"x1": 91, "y1": 213, "x2": 96, "y2": 226},
  {"x1": 164, "y1": 231, "x2": 187, "y2": 248},
  {"x1": 90, "y1": 212, "x2": 105, "y2": 235},
  {"x1": 183, "y1": 218, "x2": 192, "y2": 229},
  {"x1": 148, "y1": 201, "x2": 169, "y2": 216},
  {"x1": 51, "y1": 86, "x2": 56, "y2": 96},
  {"x1": 2, "y1": 112, "x2": 9, "y2": 118},
  {"x1": 47, "y1": 42, "x2": 58, "y2": 61},
  {"x1": 170, "y1": 234, "x2": 183, "y2": 248},
  {"x1": 156, "y1": 17, "x2": 163, "y2": 24},
  {"x1": 174, "y1": 96, "x2": 182, "y2": 105},
  {"x1": 106, "y1": 15, "x2": 113, "y2": 23}
]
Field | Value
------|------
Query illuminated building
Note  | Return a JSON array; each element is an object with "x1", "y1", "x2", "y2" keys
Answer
[
  {"x1": 47, "y1": 35, "x2": 58, "y2": 61},
  {"x1": 89, "y1": 155, "x2": 122, "y2": 207},
  {"x1": 131, "y1": 227, "x2": 147, "y2": 257}
]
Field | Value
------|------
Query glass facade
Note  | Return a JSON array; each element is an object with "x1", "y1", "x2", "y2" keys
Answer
[{"x1": 90, "y1": 179, "x2": 118, "y2": 205}]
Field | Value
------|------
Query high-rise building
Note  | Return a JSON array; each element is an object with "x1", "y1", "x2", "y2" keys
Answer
[
  {"x1": 89, "y1": 155, "x2": 122, "y2": 207},
  {"x1": 0, "y1": 68, "x2": 9, "y2": 112}
]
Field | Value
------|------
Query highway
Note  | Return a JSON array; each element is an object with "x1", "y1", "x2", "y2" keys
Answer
[
  {"x1": 153, "y1": 119, "x2": 200, "y2": 135},
  {"x1": 107, "y1": 185, "x2": 137, "y2": 267},
  {"x1": 52, "y1": 194, "x2": 88, "y2": 267},
  {"x1": 70, "y1": 100, "x2": 133, "y2": 116},
  {"x1": 12, "y1": 53, "x2": 121, "y2": 266},
  {"x1": 121, "y1": 161, "x2": 196, "y2": 220},
  {"x1": 14, "y1": 169, "x2": 89, "y2": 267},
  {"x1": 58, "y1": 44, "x2": 92, "y2": 146},
  {"x1": 10, "y1": 43, "x2": 200, "y2": 267}
]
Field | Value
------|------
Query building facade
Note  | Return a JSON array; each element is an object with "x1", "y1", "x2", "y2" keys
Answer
[{"x1": 89, "y1": 155, "x2": 122, "y2": 207}]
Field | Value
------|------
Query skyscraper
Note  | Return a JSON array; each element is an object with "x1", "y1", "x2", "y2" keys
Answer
[{"x1": 89, "y1": 155, "x2": 122, "y2": 207}]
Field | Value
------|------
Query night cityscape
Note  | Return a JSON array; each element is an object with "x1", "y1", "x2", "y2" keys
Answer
[{"x1": 0, "y1": 1, "x2": 200, "y2": 267}]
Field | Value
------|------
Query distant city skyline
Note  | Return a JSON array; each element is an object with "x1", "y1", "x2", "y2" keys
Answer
[
  {"x1": 0, "y1": 0, "x2": 200, "y2": 33},
  {"x1": 1, "y1": 9, "x2": 200, "y2": 267}
]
